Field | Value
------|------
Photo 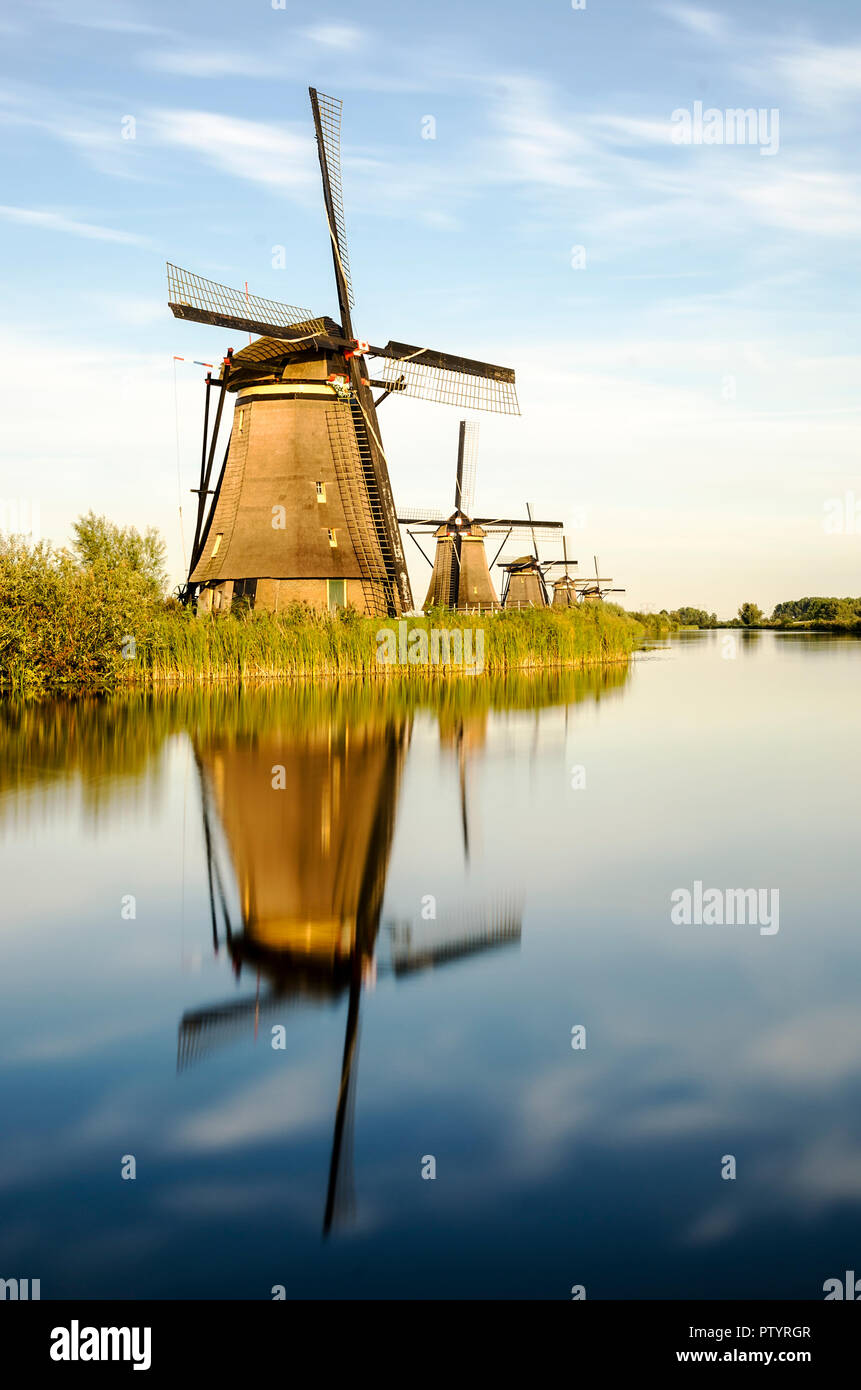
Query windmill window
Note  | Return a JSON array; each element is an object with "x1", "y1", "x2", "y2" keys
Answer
[
  {"x1": 237, "y1": 409, "x2": 244, "y2": 433},
  {"x1": 211, "y1": 533, "x2": 223, "y2": 558},
  {"x1": 327, "y1": 528, "x2": 338, "y2": 548},
  {"x1": 316, "y1": 481, "x2": 327, "y2": 503}
]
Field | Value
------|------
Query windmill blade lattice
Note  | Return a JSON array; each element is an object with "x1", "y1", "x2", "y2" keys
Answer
[
  {"x1": 398, "y1": 506, "x2": 450, "y2": 524},
  {"x1": 310, "y1": 89, "x2": 354, "y2": 312},
  {"x1": 167, "y1": 263, "x2": 323, "y2": 338},
  {"x1": 477, "y1": 521, "x2": 562, "y2": 538},
  {"x1": 372, "y1": 346, "x2": 520, "y2": 415},
  {"x1": 457, "y1": 420, "x2": 479, "y2": 515}
]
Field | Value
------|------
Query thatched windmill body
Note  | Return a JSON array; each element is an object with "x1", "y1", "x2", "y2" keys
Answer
[
  {"x1": 168, "y1": 89, "x2": 520, "y2": 618},
  {"x1": 550, "y1": 536, "x2": 579, "y2": 607},
  {"x1": 498, "y1": 505, "x2": 564, "y2": 609},
  {"x1": 400, "y1": 423, "x2": 562, "y2": 611}
]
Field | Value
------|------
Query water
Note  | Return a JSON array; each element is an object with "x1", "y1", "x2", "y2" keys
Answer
[{"x1": 1, "y1": 632, "x2": 859, "y2": 1299}]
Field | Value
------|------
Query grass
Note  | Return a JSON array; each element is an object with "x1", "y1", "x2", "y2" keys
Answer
[
  {"x1": 1, "y1": 531, "x2": 645, "y2": 693},
  {"x1": 128, "y1": 602, "x2": 642, "y2": 687}
]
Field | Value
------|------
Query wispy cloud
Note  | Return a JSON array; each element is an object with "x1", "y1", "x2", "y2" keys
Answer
[
  {"x1": 149, "y1": 109, "x2": 318, "y2": 192},
  {"x1": 738, "y1": 166, "x2": 861, "y2": 236},
  {"x1": 658, "y1": 3, "x2": 728, "y2": 41},
  {"x1": 37, "y1": 0, "x2": 171, "y2": 35},
  {"x1": 0, "y1": 205, "x2": 147, "y2": 244},
  {"x1": 485, "y1": 75, "x2": 598, "y2": 190},
  {"x1": 145, "y1": 46, "x2": 285, "y2": 79},
  {"x1": 141, "y1": 22, "x2": 433, "y2": 92},
  {"x1": 304, "y1": 23, "x2": 365, "y2": 51},
  {"x1": 775, "y1": 41, "x2": 861, "y2": 109}
]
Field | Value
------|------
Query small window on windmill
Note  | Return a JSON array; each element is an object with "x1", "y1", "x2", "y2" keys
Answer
[
  {"x1": 327, "y1": 528, "x2": 338, "y2": 548},
  {"x1": 316, "y1": 481, "x2": 327, "y2": 503},
  {"x1": 237, "y1": 409, "x2": 244, "y2": 433},
  {"x1": 211, "y1": 533, "x2": 223, "y2": 558}
]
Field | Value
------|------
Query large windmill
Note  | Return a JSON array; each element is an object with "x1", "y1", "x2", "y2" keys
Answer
[
  {"x1": 400, "y1": 422, "x2": 562, "y2": 611},
  {"x1": 574, "y1": 555, "x2": 625, "y2": 603},
  {"x1": 167, "y1": 89, "x2": 520, "y2": 618}
]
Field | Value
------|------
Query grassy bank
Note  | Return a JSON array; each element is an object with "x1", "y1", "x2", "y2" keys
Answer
[
  {"x1": 2, "y1": 600, "x2": 642, "y2": 694},
  {"x1": 1, "y1": 532, "x2": 643, "y2": 694}
]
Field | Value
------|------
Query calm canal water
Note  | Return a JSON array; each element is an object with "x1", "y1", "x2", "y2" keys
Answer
[{"x1": 1, "y1": 631, "x2": 859, "y2": 1299}]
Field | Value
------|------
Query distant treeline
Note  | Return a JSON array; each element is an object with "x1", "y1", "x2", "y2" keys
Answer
[
  {"x1": 628, "y1": 606, "x2": 719, "y2": 633},
  {"x1": 631, "y1": 599, "x2": 861, "y2": 633},
  {"x1": 770, "y1": 596, "x2": 861, "y2": 627}
]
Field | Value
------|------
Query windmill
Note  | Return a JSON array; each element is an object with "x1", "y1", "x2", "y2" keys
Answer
[
  {"x1": 498, "y1": 504, "x2": 561, "y2": 608},
  {"x1": 177, "y1": 692, "x2": 522, "y2": 1236},
  {"x1": 575, "y1": 555, "x2": 625, "y2": 603},
  {"x1": 549, "y1": 535, "x2": 579, "y2": 608},
  {"x1": 399, "y1": 422, "x2": 562, "y2": 611},
  {"x1": 178, "y1": 701, "x2": 412, "y2": 1234},
  {"x1": 167, "y1": 89, "x2": 520, "y2": 618}
]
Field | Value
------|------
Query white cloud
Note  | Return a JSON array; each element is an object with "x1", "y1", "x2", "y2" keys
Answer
[
  {"x1": 147, "y1": 47, "x2": 278, "y2": 79},
  {"x1": 149, "y1": 109, "x2": 318, "y2": 193},
  {"x1": 171, "y1": 1068, "x2": 333, "y2": 1151},
  {"x1": 305, "y1": 24, "x2": 365, "y2": 50},
  {"x1": 658, "y1": 4, "x2": 728, "y2": 40},
  {"x1": 0, "y1": 205, "x2": 146, "y2": 244},
  {"x1": 776, "y1": 42, "x2": 861, "y2": 109},
  {"x1": 37, "y1": 0, "x2": 170, "y2": 35},
  {"x1": 588, "y1": 114, "x2": 676, "y2": 146},
  {"x1": 739, "y1": 168, "x2": 861, "y2": 236},
  {"x1": 486, "y1": 75, "x2": 599, "y2": 190}
]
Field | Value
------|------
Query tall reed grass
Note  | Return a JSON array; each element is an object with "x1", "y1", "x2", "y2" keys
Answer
[{"x1": 1, "y1": 533, "x2": 644, "y2": 694}]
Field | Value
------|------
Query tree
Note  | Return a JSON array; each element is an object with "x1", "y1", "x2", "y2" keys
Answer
[
  {"x1": 738, "y1": 602, "x2": 764, "y2": 627},
  {"x1": 71, "y1": 512, "x2": 167, "y2": 596},
  {"x1": 674, "y1": 606, "x2": 719, "y2": 628}
]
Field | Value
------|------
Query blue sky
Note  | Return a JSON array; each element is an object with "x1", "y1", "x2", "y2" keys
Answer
[{"x1": 1, "y1": 0, "x2": 860, "y2": 612}]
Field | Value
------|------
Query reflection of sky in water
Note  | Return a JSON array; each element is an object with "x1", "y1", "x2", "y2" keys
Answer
[{"x1": 1, "y1": 633, "x2": 860, "y2": 1298}]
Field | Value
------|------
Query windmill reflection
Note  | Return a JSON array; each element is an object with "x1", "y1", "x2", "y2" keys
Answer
[{"x1": 179, "y1": 692, "x2": 522, "y2": 1236}]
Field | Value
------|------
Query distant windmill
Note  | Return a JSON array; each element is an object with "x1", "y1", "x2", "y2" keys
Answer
[
  {"x1": 399, "y1": 422, "x2": 562, "y2": 610},
  {"x1": 167, "y1": 88, "x2": 520, "y2": 618},
  {"x1": 549, "y1": 536, "x2": 579, "y2": 608},
  {"x1": 575, "y1": 555, "x2": 625, "y2": 603},
  {"x1": 499, "y1": 504, "x2": 559, "y2": 608}
]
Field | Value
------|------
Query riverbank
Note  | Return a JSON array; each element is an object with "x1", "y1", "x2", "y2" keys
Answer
[{"x1": 1, "y1": 598, "x2": 644, "y2": 694}]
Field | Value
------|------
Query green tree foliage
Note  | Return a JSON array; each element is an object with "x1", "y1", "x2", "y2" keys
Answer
[
  {"x1": 738, "y1": 602, "x2": 764, "y2": 626},
  {"x1": 771, "y1": 596, "x2": 861, "y2": 626},
  {"x1": 673, "y1": 606, "x2": 719, "y2": 628},
  {"x1": 71, "y1": 511, "x2": 167, "y2": 597},
  {"x1": 627, "y1": 607, "x2": 718, "y2": 631},
  {"x1": 1, "y1": 517, "x2": 171, "y2": 693}
]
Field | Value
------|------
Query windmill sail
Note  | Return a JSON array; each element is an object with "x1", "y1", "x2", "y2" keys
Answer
[
  {"x1": 167, "y1": 263, "x2": 324, "y2": 338},
  {"x1": 456, "y1": 420, "x2": 479, "y2": 515},
  {"x1": 372, "y1": 343, "x2": 520, "y2": 415},
  {"x1": 309, "y1": 88, "x2": 355, "y2": 321}
]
